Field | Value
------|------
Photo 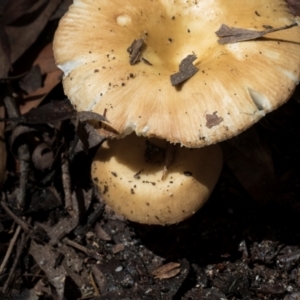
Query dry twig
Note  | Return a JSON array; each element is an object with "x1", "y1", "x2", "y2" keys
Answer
[
  {"x1": 61, "y1": 152, "x2": 74, "y2": 216},
  {"x1": 0, "y1": 225, "x2": 22, "y2": 275},
  {"x1": 0, "y1": 200, "x2": 30, "y2": 232}
]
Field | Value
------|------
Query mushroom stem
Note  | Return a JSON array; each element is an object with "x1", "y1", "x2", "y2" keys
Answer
[{"x1": 162, "y1": 142, "x2": 176, "y2": 180}]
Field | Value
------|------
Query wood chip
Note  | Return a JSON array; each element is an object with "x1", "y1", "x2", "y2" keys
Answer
[
  {"x1": 205, "y1": 112, "x2": 223, "y2": 128},
  {"x1": 127, "y1": 38, "x2": 144, "y2": 65},
  {"x1": 112, "y1": 243, "x2": 125, "y2": 254},
  {"x1": 95, "y1": 223, "x2": 112, "y2": 241},
  {"x1": 216, "y1": 22, "x2": 298, "y2": 44},
  {"x1": 170, "y1": 54, "x2": 199, "y2": 86},
  {"x1": 152, "y1": 262, "x2": 181, "y2": 279}
]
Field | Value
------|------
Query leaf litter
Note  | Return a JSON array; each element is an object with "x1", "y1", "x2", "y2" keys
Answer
[
  {"x1": 1, "y1": 1, "x2": 300, "y2": 299},
  {"x1": 215, "y1": 22, "x2": 298, "y2": 44},
  {"x1": 170, "y1": 54, "x2": 199, "y2": 86}
]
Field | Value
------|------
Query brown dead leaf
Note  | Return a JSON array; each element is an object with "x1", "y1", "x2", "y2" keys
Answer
[
  {"x1": 112, "y1": 243, "x2": 125, "y2": 254},
  {"x1": 286, "y1": 0, "x2": 300, "y2": 16},
  {"x1": 29, "y1": 187, "x2": 62, "y2": 213},
  {"x1": 34, "y1": 43, "x2": 59, "y2": 74},
  {"x1": 35, "y1": 204, "x2": 80, "y2": 246},
  {"x1": 20, "y1": 69, "x2": 62, "y2": 114},
  {"x1": 61, "y1": 254, "x2": 90, "y2": 291},
  {"x1": 152, "y1": 262, "x2": 181, "y2": 279},
  {"x1": 6, "y1": 0, "x2": 62, "y2": 64},
  {"x1": 216, "y1": 23, "x2": 297, "y2": 44},
  {"x1": 19, "y1": 64, "x2": 42, "y2": 94},
  {"x1": 76, "y1": 111, "x2": 109, "y2": 125},
  {"x1": 20, "y1": 43, "x2": 63, "y2": 115},
  {"x1": 205, "y1": 111, "x2": 223, "y2": 128},
  {"x1": 50, "y1": 0, "x2": 72, "y2": 20},
  {"x1": 22, "y1": 99, "x2": 75, "y2": 124},
  {"x1": 216, "y1": 24, "x2": 266, "y2": 44},
  {"x1": 91, "y1": 265, "x2": 107, "y2": 294},
  {"x1": 0, "y1": 2, "x2": 11, "y2": 78},
  {"x1": 30, "y1": 241, "x2": 66, "y2": 300},
  {"x1": 74, "y1": 122, "x2": 105, "y2": 153},
  {"x1": 0, "y1": 19, "x2": 11, "y2": 78},
  {"x1": 73, "y1": 111, "x2": 109, "y2": 152},
  {"x1": 95, "y1": 223, "x2": 112, "y2": 241},
  {"x1": 3, "y1": 0, "x2": 45, "y2": 25},
  {"x1": 170, "y1": 54, "x2": 198, "y2": 86},
  {"x1": 3, "y1": 0, "x2": 46, "y2": 25}
]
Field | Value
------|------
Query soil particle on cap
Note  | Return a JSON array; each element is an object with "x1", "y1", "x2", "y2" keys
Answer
[
  {"x1": 127, "y1": 38, "x2": 144, "y2": 65},
  {"x1": 134, "y1": 169, "x2": 143, "y2": 179}
]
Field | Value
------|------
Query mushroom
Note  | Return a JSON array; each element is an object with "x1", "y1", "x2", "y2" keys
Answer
[
  {"x1": 53, "y1": 0, "x2": 300, "y2": 224},
  {"x1": 92, "y1": 134, "x2": 222, "y2": 224}
]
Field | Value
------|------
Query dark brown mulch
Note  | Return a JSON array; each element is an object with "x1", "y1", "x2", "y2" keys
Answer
[{"x1": 1, "y1": 1, "x2": 300, "y2": 299}]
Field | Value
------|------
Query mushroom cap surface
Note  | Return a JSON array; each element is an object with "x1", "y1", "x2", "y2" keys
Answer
[
  {"x1": 54, "y1": 0, "x2": 300, "y2": 147},
  {"x1": 92, "y1": 134, "x2": 223, "y2": 225}
]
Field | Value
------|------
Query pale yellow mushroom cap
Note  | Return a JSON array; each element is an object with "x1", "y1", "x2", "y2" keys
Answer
[
  {"x1": 54, "y1": 0, "x2": 300, "y2": 147},
  {"x1": 92, "y1": 134, "x2": 223, "y2": 225}
]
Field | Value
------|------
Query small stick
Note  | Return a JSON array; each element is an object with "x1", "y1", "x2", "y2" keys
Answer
[
  {"x1": 61, "y1": 152, "x2": 74, "y2": 215},
  {"x1": 74, "y1": 203, "x2": 104, "y2": 243},
  {"x1": 0, "y1": 200, "x2": 30, "y2": 232},
  {"x1": 63, "y1": 238, "x2": 102, "y2": 260},
  {"x1": 89, "y1": 271, "x2": 100, "y2": 296},
  {"x1": 91, "y1": 265, "x2": 107, "y2": 294},
  {"x1": 3, "y1": 230, "x2": 30, "y2": 295},
  {"x1": 0, "y1": 225, "x2": 22, "y2": 275}
]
